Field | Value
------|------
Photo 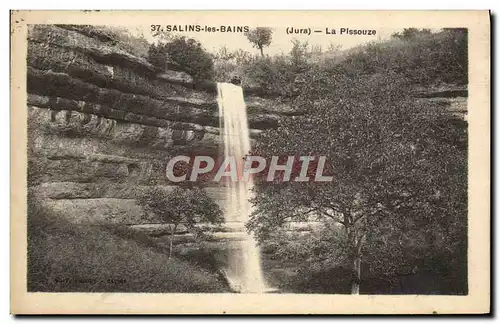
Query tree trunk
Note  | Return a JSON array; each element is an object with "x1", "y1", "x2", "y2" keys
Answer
[
  {"x1": 168, "y1": 224, "x2": 177, "y2": 259},
  {"x1": 351, "y1": 255, "x2": 361, "y2": 295},
  {"x1": 259, "y1": 46, "x2": 264, "y2": 57},
  {"x1": 346, "y1": 223, "x2": 362, "y2": 295}
]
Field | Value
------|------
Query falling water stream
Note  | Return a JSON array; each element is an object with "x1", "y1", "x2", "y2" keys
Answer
[{"x1": 217, "y1": 82, "x2": 267, "y2": 293}]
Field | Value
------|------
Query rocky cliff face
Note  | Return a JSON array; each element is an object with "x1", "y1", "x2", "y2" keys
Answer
[
  {"x1": 27, "y1": 25, "x2": 295, "y2": 225},
  {"x1": 27, "y1": 25, "x2": 466, "y2": 226}
]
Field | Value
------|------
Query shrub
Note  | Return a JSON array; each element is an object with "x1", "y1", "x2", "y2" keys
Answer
[
  {"x1": 147, "y1": 42, "x2": 169, "y2": 70},
  {"x1": 137, "y1": 186, "x2": 223, "y2": 258},
  {"x1": 148, "y1": 36, "x2": 215, "y2": 81},
  {"x1": 243, "y1": 55, "x2": 298, "y2": 98},
  {"x1": 212, "y1": 47, "x2": 256, "y2": 82},
  {"x1": 340, "y1": 28, "x2": 468, "y2": 85},
  {"x1": 218, "y1": 28, "x2": 467, "y2": 100}
]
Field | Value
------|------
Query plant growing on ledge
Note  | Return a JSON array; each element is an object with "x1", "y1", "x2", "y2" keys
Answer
[
  {"x1": 137, "y1": 186, "x2": 223, "y2": 259},
  {"x1": 147, "y1": 35, "x2": 215, "y2": 81}
]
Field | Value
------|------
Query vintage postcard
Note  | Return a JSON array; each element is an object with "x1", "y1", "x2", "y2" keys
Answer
[{"x1": 10, "y1": 10, "x2": 490, "y2": 314}]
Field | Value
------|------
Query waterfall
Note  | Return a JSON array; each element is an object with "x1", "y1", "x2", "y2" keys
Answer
[{"x1": 217, "y1": 82, "x2": 267, "y2": 293}]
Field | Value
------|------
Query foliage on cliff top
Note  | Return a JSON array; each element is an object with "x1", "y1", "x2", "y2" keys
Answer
[
  {"x1": 212, "y1": 28, "x2": 467, "y2": 97},
  {"x1": 148, "y1": 36, "x2": 215, "y2": 81},
  {"x1": 340, "y1": 28, "x2": 468, "y2": 85}
]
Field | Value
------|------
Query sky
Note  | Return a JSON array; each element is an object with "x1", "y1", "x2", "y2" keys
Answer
[{"x1": 128, "y1": 26, "x2": 403, "y2": 56}]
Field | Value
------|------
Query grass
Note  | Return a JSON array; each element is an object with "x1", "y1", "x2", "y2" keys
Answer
[{"x1": 27, "y1": 199, "x2": 229, "y2": 293}]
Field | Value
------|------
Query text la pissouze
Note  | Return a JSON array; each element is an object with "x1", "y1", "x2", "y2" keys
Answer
[
  {"x1": 150, "y1": 25, "x2": 376, "y2": 36},
  {"x1": 286, "y1": 27, "x2": 377, "y2": 36},
  {"x1": 151, "y1": 25, "x2": 250, "y2": 33}
]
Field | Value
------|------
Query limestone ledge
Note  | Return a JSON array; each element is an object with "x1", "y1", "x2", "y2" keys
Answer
[
  {"x1": 28, "y1": 144, "x2": 239, "y2": 186},
  {"x1": 28, "y1": 126, "x2": 250, "y2": 185},
  {"x1": 31, "y1": 182, "x2": 176, "y2": 200},
  {"x1": 42, "y1": 198, "x2": 152, "y2": 225},
  {"x1": 28, "y1": 41, "x2": 204, "y2": 106},
  {"x1": 30, "y1": 156, "x2": 160, "y2": 185},
  {"x1": 30, "y1": 183, "x2": 227, "y2": 225},
  {"x1": 29, "y1": 152, "x2": 251, "y2": 187},
  {"x1": 28, "y1": 25, "x2": 301, "y2": 117},
  {"x1": 413, "y1": 85, "x2": 468, "y2": 99},
  {"x1": 39, "y1": 196, "x2": 245, "y2": 228},
  {"x1": 414, "y1": 89, "x2": 468, "y2": 120},
  {"x1": 31, "y1": 182, "x2": 225, "y2": 201},
  {"x1": 29, "y1": 147, "x2": 174, "y2": 185},
  {"x1": 29, "y1": 131, "x2": 172, "y2": 162},
  {"x1": 415, "y1": 97, "x2": 468, "y2": 113},
  {"x1": 28, "y1": 98, "x2": 262, "y2": 139},
  {"x1": 27, "y1": 68, "x2": 281, "y2": 130},
  {"x1": 28, "y1": 105, "x2": 221, "y2": 151},
  {"x1": 28, "y1": 104, "x2": 261, "y2": 161},
  {"x1": 27, "y1": 67, "x2": 219, "y2": 127},
  {"x1": 29, "y1": 24, "x2": 159, "y2": 75}
]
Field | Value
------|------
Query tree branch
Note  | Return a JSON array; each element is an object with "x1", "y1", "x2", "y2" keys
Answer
[
  {"x1": 290, "y1": 207, "x2": 320, "y2": 219},
  {"x1": 321, "y1": 210, "x2": 345, "y2": 225},
  {"x1": 352, "y1": 195, "x2": 414, "y2": 224},
  {"x1": 356, "y1": 233, "x2": 366, "y2": 250}
]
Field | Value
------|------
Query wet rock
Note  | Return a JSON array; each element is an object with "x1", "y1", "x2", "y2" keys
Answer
[{"x1": 230, "y1": 75, "x2": 242, "y2": 86}]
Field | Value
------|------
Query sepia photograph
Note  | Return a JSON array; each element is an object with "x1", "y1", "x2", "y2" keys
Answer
[{"x1": 10, "y1": 10, "x2": 490, "y2": 314}]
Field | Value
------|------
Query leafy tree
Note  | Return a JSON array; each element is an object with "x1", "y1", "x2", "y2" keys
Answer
[
  {"x1": 214, "y1": 45, "x2": 235, "y2": 61},
  {"x1": 212, "y1": 46, "x2": 255, "y2": 82},
  {"x1": 148, "y1": 36, "x2": 214, "y2": 81},
  {"x1": 137, "y1": 186, "x2": 223, "y2": 258},
  {"x1": 248, "y1": 71, "x2": 467, "y2": 294},
  {"x1": 289, "y1": 39, "x2": 309, "y2": 70},
  {"x1": 326, "y1": 42, "x2": 342, "y2": 54},
  {"x1": 147, "y1": 42, "x2": 169, "y2": 70},
  {"x1": 245, "y1": 27, "x2": 273, "y2": 57}
]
